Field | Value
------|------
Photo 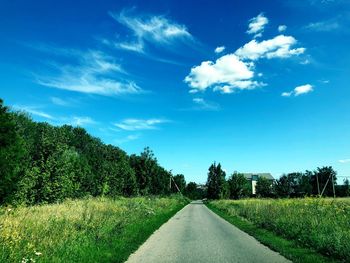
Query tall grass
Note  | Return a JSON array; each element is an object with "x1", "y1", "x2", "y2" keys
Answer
[
  {"x1": 210, "y1": 198, "x2": 350, "y2": 261},
  {"x1": 0, "y1": 196, "x2": 188, "y2": 263}
]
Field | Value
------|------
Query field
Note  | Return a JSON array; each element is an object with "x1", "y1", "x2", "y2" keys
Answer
[
  {"x1": 209, "y1": 198, "x2": 350, "y2": 262},
  {"x1": 0, "y1": 196, "x2": 188, "y2": 263}
]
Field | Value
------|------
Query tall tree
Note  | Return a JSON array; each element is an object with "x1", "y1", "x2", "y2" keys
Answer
[
  {"x1": 228, "y1": 172, "x2": 251, "y2": 199},
  {"x1": 206, "y1": 162, "x2": 228, "y2": 199},
  {"x1": 0, "y1": 100, "x2": 27, "y2": 203},
  {"x1": 256, "y1": 177, "x2": 273, "y2": 197}
]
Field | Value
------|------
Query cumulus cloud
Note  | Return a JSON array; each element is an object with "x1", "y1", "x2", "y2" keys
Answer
[
  {"x1": 339, "y1": 159, "x2": 350, "y2": 163},
  {"x1": 278, "y1": 25, "x2": 287, "y2": 32},
  {"x1": 114, "y1": 118, "x2": 168, "y2": 131},
  {"x1": 110, "y1": 10, "x2": 192, "y2": 53},
  {"x1": 247, "y1": 13, "x2": 269, "y2": 38},
  {"x1": 185, "y1": 14, "x2": 306, "y2": 95},
  {"x1": 235, "y1": 35, "x2": 305, "y2": 60},
  {"x1": 214, "y1": 46, "x2": 225, "y2": 54},
  {"x1": 185, "y1": 54, "x2": 262, "y2": 93},
  {"x1": 282, "y1": 84, "x2": 314, "y2": 97}
]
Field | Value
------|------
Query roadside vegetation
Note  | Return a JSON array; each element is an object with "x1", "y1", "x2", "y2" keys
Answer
[
  {"x1": 209, "y1": 198, "x2": 349, "y2": 262},
  {"x1": 0, "y1": 196, "x2": 188, "y2": 263},
  {"x1": 0, "y1": 98, "x2": 186, "y2": 206}
]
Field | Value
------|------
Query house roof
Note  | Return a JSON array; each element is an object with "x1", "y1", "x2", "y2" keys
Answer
[{"x1": 242, "y1": 173, "x2": 274, "y2": 180}]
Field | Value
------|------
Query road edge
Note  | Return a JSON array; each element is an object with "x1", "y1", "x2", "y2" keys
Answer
[{"x1": 206, "y1": 203, "x2": 340, "y2": 263}]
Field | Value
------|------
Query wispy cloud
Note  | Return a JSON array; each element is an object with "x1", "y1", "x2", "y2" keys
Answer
[
  {"x1": 282, "y1": 84, "x2": 314, "y2": 97},
  {"x1": 214, "y1": 46, "x2": 225, "y2": 54},
  {"x1": 109, "y1": 9, "x2": 192, "y2": 53},
  {"x1": 69, "y1": 116, "x2": 96, "y2": 126},
  {"x1": 11, "y1": 103, "x2": 97, "y2": 127},
  {"x1": 192, "y1": 98, "x2": 220, "y2": 111},
  {"x1": 36, "y1": 49, "x2": 144, "y2": 96},
  {"x1": 235, "y1": 35, "x2": 305, "y2": 61},
  {"x1": 339, "y1": 159, "x2": 350, "y2": 163},
  {"x1": 114, "y1": 118, "x2": 169, "y2": 131},
  {"x1": 114, "y1": 134, "x2": 141, "y2": 144},
  {"x1": 247, "y1": 13, "x2": 269, "y2": 38},
  {"x1": 12, "y1": 104, "x2": 54, "y2": 119},
  {"x1": 305, "y1": 20, "x2": 340, "y2": 31},
  {"x1": 51, "y1": 97, "x2": 70, "y2": 106}
]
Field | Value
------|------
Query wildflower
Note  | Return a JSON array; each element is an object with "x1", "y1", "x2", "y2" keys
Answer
[{"x1": 34, "y1": 251, "x2": 42, "y2": 256}]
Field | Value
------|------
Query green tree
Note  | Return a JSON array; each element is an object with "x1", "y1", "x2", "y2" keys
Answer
[
  {"x1": 311, "y1": 166, "x2": 337, "y2": 197},
  {"x1": 0, "y1": 99, "x2": 27, "y2": 203},
  {"x1": 256, "y1": 177, "x2": 273, "y2": 197},
  {"x1": 206, "y1": 162, "x2": 228, "y2": 199},
  {"x1": 171, "y1": 174, "x2": 186, "y2": 194},
  {"x1": 228, "y1": 172, "x2": 251, "y2": 199}
]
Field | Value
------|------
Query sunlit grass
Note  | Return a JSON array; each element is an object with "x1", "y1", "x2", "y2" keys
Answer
[
  {"x1": 210, "y1": 198, "x2": 350, "y2": 262},
  {"x1": 0, "y1": 196, "x2": 188, "y2": 263}
]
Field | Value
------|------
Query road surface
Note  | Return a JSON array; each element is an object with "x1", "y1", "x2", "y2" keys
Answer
[{"x1": 126, "y1": 200, "x2": 291, "y2": 263}]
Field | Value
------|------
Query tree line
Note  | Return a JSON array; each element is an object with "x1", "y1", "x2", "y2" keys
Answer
[
  {"x1": 201, "y1": 162, "x2": 349, "y2": 200},
  {"x1": 0, "y1": 99, "x2": 186, "y2": 205}
]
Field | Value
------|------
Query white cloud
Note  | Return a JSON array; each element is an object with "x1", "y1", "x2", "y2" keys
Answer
[
  {"x1": 247, "y1": 13, "x2": 269, "y2": 38},
  {"x1": 300, "y1": 59, "x2": 311, "y2": 65},
  {"x1": 278, "y1": 25, "x2": 287, "y2": 32},
  {"x1": 110, "y1": 10, "x2": 192, "y2": 53},
  {"x1": 37, "y1": 50, "x2": 143, "y2": 96},
  {"x1": 115, "y1": 134, "x2": 141, "y2": 144},
  {"x1": 281, "y1": 92, "x2": 292, "y2": 97},
  {"x1": 70, "y1": 116, "x2": 96, "y2": 126},
  {"x1": 51, "y1": 97, "x2": 69, "y2": 106},
  {"x1": 294, "y1": 84, "x2": 313, "y2": 95},
  {"x1": 114, "y1": 118, "x2": 168, "y2": 131},
  {"x1": 339, "y1": 159, "x2": 350, "y2": 163},
  {"x1": 192, "y1": 98, "x2": 220, "y2": 111},
  {"x1": 306, "y1": 20, "x2": 340, "y2": 31},
  {"x1": 184, "y1": 53, "x2": 262, "y2": 93},
  {"x1": 235, "y1": 35, "x2": 305, "y2": 61},
  {"x1": 214, "y1": 46, "x2": 225, "y2": 54},
  {"x1": 282, "y1": 84, "x2": 313, "y2": 97},
  {"x1": 12, "y1": 105, "x2": 54, "y2": 119}
]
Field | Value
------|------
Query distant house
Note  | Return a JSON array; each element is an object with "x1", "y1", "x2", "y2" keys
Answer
[{"x1": 242, "y1": 173, "x2": 274, "y2": 195}]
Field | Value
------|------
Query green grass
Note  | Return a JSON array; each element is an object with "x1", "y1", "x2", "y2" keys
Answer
[
  {"x1": 208, "y1": 198, "x2": 350, "y2": 263},
  {"x1": 0, "y1": 195, "x2": 188, "y2": 263}
]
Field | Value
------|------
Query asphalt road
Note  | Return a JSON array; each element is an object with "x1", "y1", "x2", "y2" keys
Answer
[{"x1": 125, "y1": 200, "x2": 291, "y2": 263}]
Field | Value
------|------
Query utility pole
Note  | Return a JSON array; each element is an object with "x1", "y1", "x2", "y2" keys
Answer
[
  {"x1": 331, "y1": 174, "x2": 336, "y2": 198},
  {"x1": 316, "y1": 173, "x2": 320, "y2": 196}
]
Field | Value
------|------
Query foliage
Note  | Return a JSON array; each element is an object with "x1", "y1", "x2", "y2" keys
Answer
[
  {"x1": 0, "y1": 196, "x2": 188, "y2": 263},
  {"x1": 227, "y1": 172, "x2": 251, "y2": 199},
  {"x1": 206, "y1": 162, "x2": 228, "y2": 199},
  {"x1": 184, "y1": 182, "x2": 206, "y2": 200},
  {"x1": 0, "y1": 99, "x2": 180, "y2": 205},
  {"x1": 210, "y1": 198, "x2": 350, "y2": 261},
  {"x1": 255, "y1": 177, "x2": 273, "y2": 197},
  {"x1": 171, "y1": 174, "x2": 186, "y2": 194}
]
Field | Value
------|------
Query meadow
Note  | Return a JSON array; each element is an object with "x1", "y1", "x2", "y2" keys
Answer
[
  {"x1": 0, "y1": 196, "x2": 188, "y2": 263},
  {"x1": 209, "y1": 198, "x2": 350, "y2": 262}
]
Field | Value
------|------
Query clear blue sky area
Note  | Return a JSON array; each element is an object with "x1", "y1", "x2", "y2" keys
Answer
[{"x1": 1, "y1": 0, "x2": 350, "y2": 183}]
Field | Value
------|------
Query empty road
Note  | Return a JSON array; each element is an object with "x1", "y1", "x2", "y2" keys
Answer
[{"x1": 126, "y1": 200, "x2": 290, "y2": 263}]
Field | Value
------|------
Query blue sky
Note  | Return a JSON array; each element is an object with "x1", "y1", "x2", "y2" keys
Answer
[{"x1": 1, "y1": 0, "x2": 350, "y2": 183}]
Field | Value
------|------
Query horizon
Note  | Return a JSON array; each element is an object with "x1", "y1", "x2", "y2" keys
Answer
[{"x1": 1, "y1": 0, "x2": 350, "y2": 184}]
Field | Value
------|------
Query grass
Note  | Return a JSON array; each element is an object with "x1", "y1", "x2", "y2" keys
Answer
[
  {"x1": 0, "y1": 195, "x2": 188, "y2": 263},
  {"x1": 208, "y1": 198, "x2": 350, "y2": 263}
]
